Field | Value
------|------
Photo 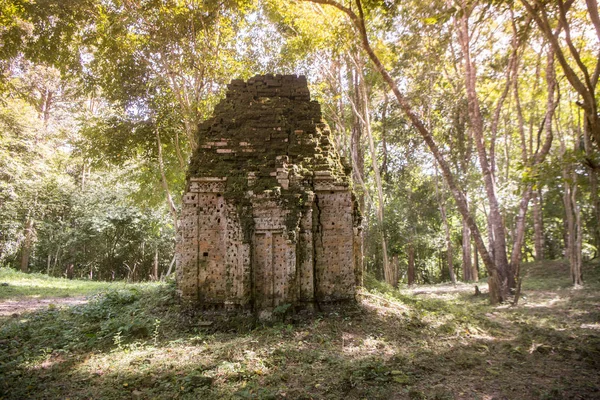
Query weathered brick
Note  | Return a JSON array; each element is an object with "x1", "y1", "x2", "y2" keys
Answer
[{"x1": 176, "y1": 75, "x2": 363, "y2": 316}]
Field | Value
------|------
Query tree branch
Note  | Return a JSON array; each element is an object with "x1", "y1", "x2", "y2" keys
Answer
[
  {"x1": 585, "y1": 0, "x2": 600, "y2": 43},
  {"x1": 298, "y1": 0, "x2": 501, "y2": 290},
  {"x1": 521, "y1": 0, "x2": 593, "y2": 106},
  {"x1": 556, "y1": 0, "x2": 594, "y2": 96}
]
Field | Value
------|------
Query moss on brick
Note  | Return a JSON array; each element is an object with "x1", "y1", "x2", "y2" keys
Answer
[
  {"x1": 178, "y1": 75, "x2": 362, "y2": 311},
  {"x1": 187, "y1": 74, "x2": 352, "y2": 243}
]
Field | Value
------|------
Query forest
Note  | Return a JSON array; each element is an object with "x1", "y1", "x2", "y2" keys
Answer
[
  {"x1": 1, "y1": 0, "x2": 599, "y2": 399},
  {"x1": 2, "y1": 0, "x2": 600, "y2": 297}
]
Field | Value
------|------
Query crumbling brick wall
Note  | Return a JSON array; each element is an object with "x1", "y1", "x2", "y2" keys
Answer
[{"x1": 176, "y1": 74, "x2": 362, "y2": 315}]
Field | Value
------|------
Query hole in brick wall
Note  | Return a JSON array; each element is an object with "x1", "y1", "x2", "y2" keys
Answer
[
  {"x1": 203, "y1": 252, "x2": 209, "y2": 257},
  {"x1": 330, "y1": 191, "x2": 335, "y2": 194},
  {"x1": 217, "y1": 193, "x2": 222, "y2": 197}
]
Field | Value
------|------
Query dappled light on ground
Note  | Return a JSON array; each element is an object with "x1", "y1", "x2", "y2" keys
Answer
[
  {"x1": 1, "y1": 262, "x2": 599, "y2": 399},
  {"x1": 406, "y1": 282, "x2": 487, "y2": 296},
  {"x1": 0, "y1": 268, "x2": 159, "y2": 302},
  {"x1": 0, "y1": 297, "x2": 88, "y2": 317}
]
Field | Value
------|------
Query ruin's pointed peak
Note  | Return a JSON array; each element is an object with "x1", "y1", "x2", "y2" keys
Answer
[{"x1": 226, "y1": 74, "x2": 311, "y2": 101}]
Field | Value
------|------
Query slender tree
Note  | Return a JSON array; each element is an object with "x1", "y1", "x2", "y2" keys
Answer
[{"x1": 300, "y1": 0, "x2": 509, "y2": 302}]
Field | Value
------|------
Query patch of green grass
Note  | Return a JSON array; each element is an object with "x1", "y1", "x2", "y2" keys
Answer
[
  {"x1": 520, "y1": 260, "x2": 573, "y2": 290},
  {"x1": 0, "y1": 281, "x2": 185, "y2": 399},
  {"x1": 0, "y1": 267, "x2": 153, "y2": 300},
  {"x1": 521, "y1": 259, "x2": 600, "y2": 290},
  {"x1": 1, "y1": 263, "x2": 599, "y2": 399},
  {"x1": 363, "y1": 273, "x2": 501, "y2": 336}
]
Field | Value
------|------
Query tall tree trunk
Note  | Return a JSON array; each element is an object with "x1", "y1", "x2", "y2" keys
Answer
[
  {"x1": 560, "y1": 117, "x2": 583, "y2": 286},
  {"x1": 509, "y1": 47, "x2": 556, "y2": 289},
  {"x1": 572, "y1": 179, "x2": 583, "y2": 285},
  {"x1": 350, "y1": 58, "x2": 365, "y2": 214},
  {"x1": 165, "y1": 255, "x2": 176, "y2": 279},
  {"x1": 407, "y1": 241, "x2": 415, "y2": 286},
  {"x1": 563, "y1": 169, "x2": 582, "y2": 285},
  {"x1": 456, "y1": 2, "x2": 510, "y2": 295},
  {"x1": 434, "y1": 163, "x2": 456, "y2": 284},
  {"x1": 391, "y1": 254, "x2": 399, "y2": 288},
  {"x1": 470, "y1": 201, "x2": 480, "y2": 282},
  {"x1": 462, "y1": 218, "x2": 472, "y2": 281},
  {"x1": 155, "y1": 126, "x2": 179, "y2": 230},
  {"x1": 348, "y1": 57, "x2": 391, "y2": 284},
  {"x1": 153, "y1": 247, "x2": 159, "y2": 281},
  {"x1": 532, "y1": 187, "x2": 545, "y2": 260},
  {"x1": 304, "y1": 0, "x2": 506, "y2": 303},
  {"x1": 20, "y1": 216, "x2": 33, "y2": 273},
  {"x1": 444, "y1": 215, "x2": 456, "y2": 285},
  {"x1": 528, "y1": 44, "x2": 546, "y2": 263},
  {"x1": 509, "y1": 186, "x2": 533, "y2": 284},
  {"x1": 46, "y1": 252, "x2": 51, "y2": 275},
  {"x1": 473, "y1": 241, "x2": 479, "y2": 282},
  {"x1": 52, "y1": 247, "x2": 60, "y2": 277},
  {"x1": 583, "y1": 114, "x2": 600, "y2": 256},
  {"x1": 521, "y1": 0, "x2": 600, "y2": 149},
  {"x1": 358, "y1": 73, "x2": 390, "y2": 285},
  {"x1": 381, "y1": 91, "x2": 389, "y2": 180}
]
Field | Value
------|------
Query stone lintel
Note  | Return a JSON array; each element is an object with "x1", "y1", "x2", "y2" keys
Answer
[
  {"x1": 188, "y1": 177, "x2": 227, "y2": 193},
  {"x1": 190, "y1": 177, "x2": 228, "y2": 182},
  {"x1": 314, "y1": 182, "x2": 349, "y2": 192}
]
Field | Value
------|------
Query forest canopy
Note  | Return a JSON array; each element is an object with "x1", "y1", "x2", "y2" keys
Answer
[{"x1": 1, "y1": 0, "x2": 599, "y2": 304}]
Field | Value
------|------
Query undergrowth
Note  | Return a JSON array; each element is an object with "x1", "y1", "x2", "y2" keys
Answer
[
  {"x1": 0, "y1": 262, "x2": 599, "y2": 399},
  {"x1": 0, "y1": 282, "x2": 181, "y2": 382}
]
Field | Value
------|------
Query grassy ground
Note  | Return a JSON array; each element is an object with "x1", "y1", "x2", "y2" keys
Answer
[
  {"x1": 0, "y1": 268, "x2": 151, "y2": 300},
  {"x1": 0, "y1": 261, "x2": 599, "y2": 400}
]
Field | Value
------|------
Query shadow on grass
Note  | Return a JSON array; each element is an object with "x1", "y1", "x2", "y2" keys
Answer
[{"x1": 2, "y1": 279, "x2": 600, "y2": 400}]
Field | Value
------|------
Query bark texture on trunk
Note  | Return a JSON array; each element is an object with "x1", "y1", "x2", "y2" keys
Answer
[
  {"x1": 456, "y1": 2, "x2": 510, "y2": 296},
  {"x1": 348, "y1": 61, "x2": 390, "y2": 284},
  {"x1": 462, "y1": 218, "x2": 472, "y2": 281},
  {"x1": 391, "y1": 254, "x2": 399, "y2": 288},
  {"x1": 407, "y1": 242, "x2": 415, "y2": 286},
  {"x1": 473, "y1": 242, "x2": 479, "y2": 282},
  {"x1": 563, "y1": 170, "x2": 583, "y2": 285},
  {"x1": 20, "y1": 217, "x2": 33, "y2": 273},
  {"x1": 359, "y1": 76, "x2": 390, "y2": 285},
  {"x1": 350, "y1": 61, "x2": 365, "y2": 214},
  {"x1": 573, "y1": 182, "x2": 583, "y2": 285},
  {"x1": 509, "y1": 47, "x2": 556, "y2": 291},
  {"x1": 153, "y1": 247, "x2": 159, "y2": 281},
  {"x1": 532, "y1": 187, "x2": 545, "y2": 260},
  {"x1": 560, "y1": 121, "x2": 583, "y2": 286},
  {"x1": 583, "y1": 112, "x2": 600, "y2": 255}
]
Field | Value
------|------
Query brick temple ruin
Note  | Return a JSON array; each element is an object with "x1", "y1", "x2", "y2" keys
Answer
[{"x1": 176, "y1": 74, "x2": 362, "y2": 316}]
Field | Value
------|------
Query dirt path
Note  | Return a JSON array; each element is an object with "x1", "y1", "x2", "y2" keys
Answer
[{"x1": 0, "y1": 297, "x2": 88, "y2": 317}]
